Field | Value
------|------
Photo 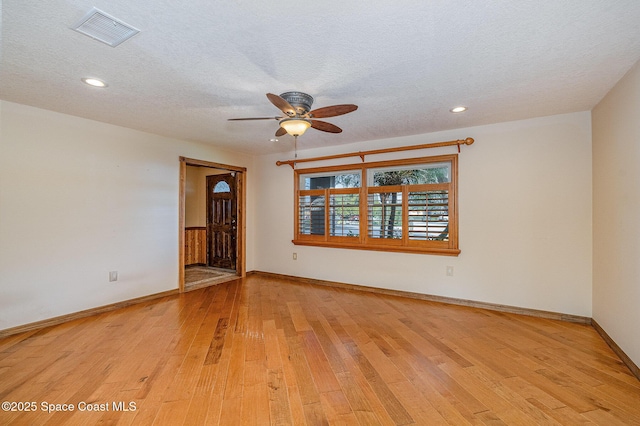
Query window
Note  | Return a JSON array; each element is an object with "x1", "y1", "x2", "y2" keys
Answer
[
  {"x1": 297, "y1": 170, "x2": 361, "y2": 242},
  {"x1": 214, "y1": 181, "x2": 231, "y2": 193},
  {"x1": 293, "y1": 154, "x2": 459, "y2": 255}
]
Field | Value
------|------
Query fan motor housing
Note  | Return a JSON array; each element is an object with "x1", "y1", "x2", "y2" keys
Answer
[{"x1": 280, "y1": 91, "x2": 314, "y2": 114}]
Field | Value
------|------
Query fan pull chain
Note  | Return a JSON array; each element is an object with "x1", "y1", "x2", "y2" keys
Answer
[{"x1": 294, "y1": 135, "x2": 298, "y2": 168}]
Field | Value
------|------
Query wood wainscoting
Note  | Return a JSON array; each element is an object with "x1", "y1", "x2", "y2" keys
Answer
[{"x1": 185, "y1": 227, "x2": 206, "y2": 265}]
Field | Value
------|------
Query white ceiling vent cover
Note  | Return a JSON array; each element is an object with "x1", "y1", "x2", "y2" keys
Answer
[{"x1": 71, "y1": 8, "x2": 140, "y2": 47}]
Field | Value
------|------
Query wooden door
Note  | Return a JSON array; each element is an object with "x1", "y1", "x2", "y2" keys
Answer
[{"x1": 206, "y1": 173, "x2": 237, "y2": 269}]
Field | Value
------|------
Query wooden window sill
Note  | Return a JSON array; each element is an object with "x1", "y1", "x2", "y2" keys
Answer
[{"x1": 292, "y1": 239, "x2": 460, "y2": 256}]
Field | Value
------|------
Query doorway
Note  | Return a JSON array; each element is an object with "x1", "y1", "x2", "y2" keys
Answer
[{"x1": 178, "y1": 157, "x2": 246, "y2": 292}]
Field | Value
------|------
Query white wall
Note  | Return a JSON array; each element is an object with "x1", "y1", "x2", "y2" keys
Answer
[
  {"x1": 254, "y1": 112, "x2": 593, "y2": 316},
  {"x1": 184, "y1": 166, "x2": 228, "y2": 227},
  {"x1": 185, "y1": 165, "x2": 202, "y2": 227},
  {"x1": 0, "y1": 101, "x2": 255, "y2": 330},
  {"x1": 0, "y1": 100, "x2": 595, "y2": 331},
  {"x1": 592, "y1": 59, "x2": 640, "y2": 367}
]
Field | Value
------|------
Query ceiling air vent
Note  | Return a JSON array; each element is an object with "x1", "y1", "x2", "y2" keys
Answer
[{"x1": 71, "y1": 8, "x2": 140, "y2": 47}]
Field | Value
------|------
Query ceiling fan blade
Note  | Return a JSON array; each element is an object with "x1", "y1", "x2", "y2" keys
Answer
[
  {"x1": 275, "y1": 127, "x2": 287, "y2": 137},
  {"x1": 310, "y1": 120, "x2": 342, "y2": 133},
  {"x1": 308, "y1": 104, "x2": 358, "y2": 118},
  {"x1": 228, "y1": 117, "x2": 281, "y2": 121},
  {"x1": 266, "y1": 93, "x2": 296, "y2": 117}
]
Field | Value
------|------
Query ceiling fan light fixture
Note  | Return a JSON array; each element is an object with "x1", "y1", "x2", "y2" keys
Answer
[
  {"x1": 228, "y1": 92, "x2": 356, "y2": 137},
  {"x1": 279, "y1": 118, "x2": 312, "y2": 136}
]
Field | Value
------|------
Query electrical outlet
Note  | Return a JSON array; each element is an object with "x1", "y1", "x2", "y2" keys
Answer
[
  {"x1": 446, "y1": 266, "x2": 454, "y2": 276},
  {"x1": 293, "y1": 253, "x2": 297, "y2": 260},
  {"x1": 109, "y1": 271, "x2": 118, "y2": 282}
]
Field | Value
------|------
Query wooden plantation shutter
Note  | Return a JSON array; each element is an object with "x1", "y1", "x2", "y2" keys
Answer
[{"x1": 293, "y1": 154, "x2": 459, "y2": 256}]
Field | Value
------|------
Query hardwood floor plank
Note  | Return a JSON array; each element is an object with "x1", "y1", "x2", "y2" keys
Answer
[
  {"x1": 204, "y1": 317, "x2": 230, "y2": 366},
  {"x1": 398, "y1": 317, "x2": 474, "y2": 368},
  {"x1": 287, "y1": 301, "x2": 313, "y2": 333},
  {"x1": 222, "y1": 316, "x2": 246, "y2": 402},
  {"x1": 1, "y1": 274, "x2": 639, "y2": 425},
  {"x1": 499, "y1": 376, "x2": 567, "y2": 410},
  {"x1": 285, "y1": 333, "x2": 322, "y2": 408},
  {"x1": 343, "y1": 341, "x2": 414, "y2": 425},
  {"x1": 241, "y1": 359, "x2": 270, "y2": 425},
  {"x1": 466, "y1": 375, "x2": 563, "y2": 425},
  {"x1": 263, "y1": 319, "x2": 281, "y2": 371},
  {"x1": 299, "y1": 330, "x2": 342, "y2": 394},
  {"x1": 302, "y1": 401, "x2": 329, "y2": 426},
  {"x1": 524, "y1": 398, "x2": 591, "y2": 425},
  {"x1": 267, "y1": 368, "x2": 293, "y2": 426},
  {"x1": 334, "y1": 369, "x2": 393, "y2": 425},
  {"x1": 319, "y1": 390, "x2": 359, "y2": 425},
  {"x1": 581, "y1": 407, "x2": 634, "y2": 426},
  {"x1": 276, "y1": 329, "x2": 307, "y2": 425},
  {"x1": 200, "y1": 284, "x2": 242, "y2": 425},
  {"x1": 437, "y1": 360, "x2": 517, "y2": 417},
  {"x1": 152, "y1": 400, "x2": 189, "y2": 426},
  {"x1": 387, "y1": 380, "x2": 450, "y2": 425}
]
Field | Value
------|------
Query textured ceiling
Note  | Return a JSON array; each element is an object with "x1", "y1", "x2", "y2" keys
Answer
[{"x1": 2, "y1": 1, "x2": 640, "y2": 155}]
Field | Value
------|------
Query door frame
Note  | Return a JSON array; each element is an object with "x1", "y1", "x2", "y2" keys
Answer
[{"x1": 178, "y1": 157, "x2": 247, "y2": 292}]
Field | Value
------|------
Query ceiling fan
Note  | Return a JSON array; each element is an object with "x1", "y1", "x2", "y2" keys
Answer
[{"x1": 228, "y1": 92, "x2": 358, "y2": 137}]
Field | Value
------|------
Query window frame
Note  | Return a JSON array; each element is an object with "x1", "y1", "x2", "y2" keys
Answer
[{"x1": 293, "y1": 154, "x2": 460, "y2": 256}]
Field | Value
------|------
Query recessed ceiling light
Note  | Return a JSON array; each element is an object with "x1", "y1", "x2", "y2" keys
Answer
[
  {"x1": 450, "y1": 106, "x2": 467, "y2": 113},
  {"x1": 270, "y1": 138, "x2": 279, "y2": 142},
  {"x1": 82, "y1": 77, "x2": 107, "y2": 88}
]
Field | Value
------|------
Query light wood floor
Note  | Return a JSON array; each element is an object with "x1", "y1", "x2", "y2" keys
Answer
[{"x1": 1, "y1": 274, "x2": 639, "y2": 425}]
